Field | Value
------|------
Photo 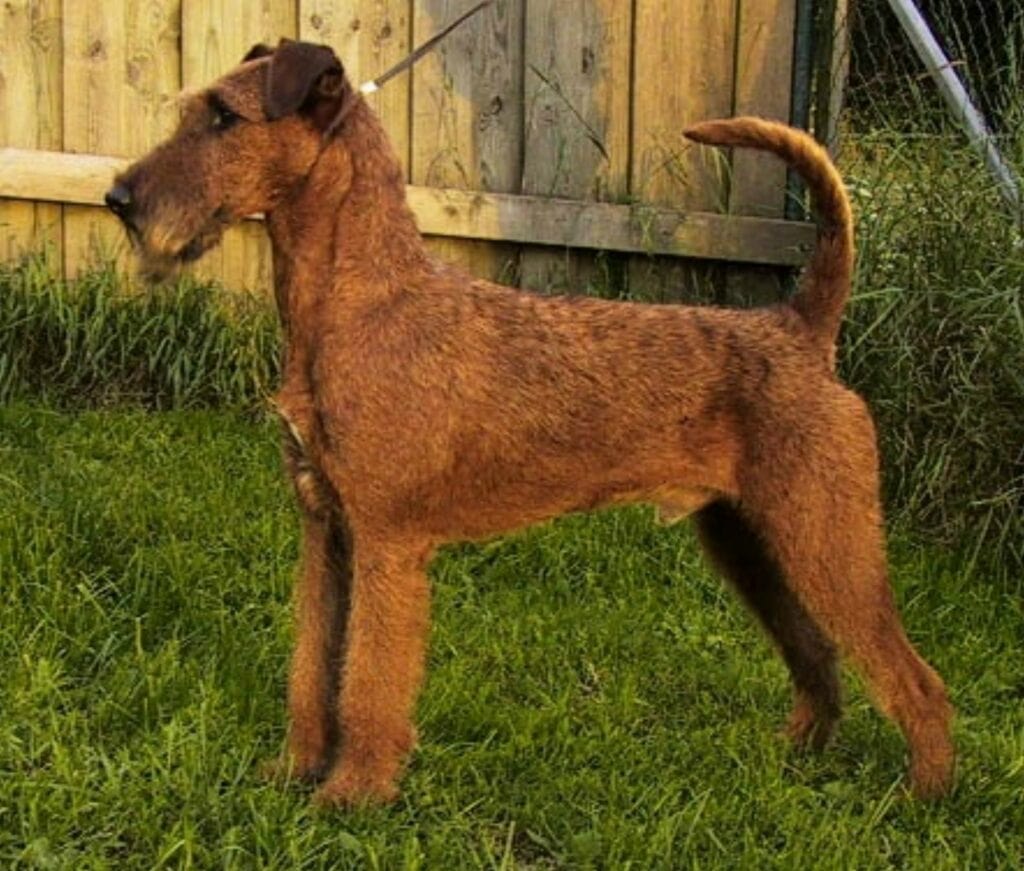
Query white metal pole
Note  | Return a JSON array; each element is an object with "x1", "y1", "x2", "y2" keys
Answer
[{"x1": 887, "y1": 0, "x2": 1021, "y2": 214}]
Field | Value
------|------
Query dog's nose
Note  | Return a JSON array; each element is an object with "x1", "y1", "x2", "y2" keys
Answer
[{"x1": 104, "y1": 182, "x2": 133, "y2": 216}]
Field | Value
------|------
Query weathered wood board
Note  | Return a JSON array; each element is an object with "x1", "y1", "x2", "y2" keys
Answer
[
  {"x1": 520, "y1": 0, "x2": 631, "y2": 294},
  {"x1": 412, "y1": 0, "x2": 524, "y2": 283},
  {"x1": 0, "y1": 1, "x2": 818, "y2": 297},
  {"x1": 0, "y1": 0, "x2": 63, "y2": 268},
  {"x1": 62, "y1": 0, "x2": 181, "y2": 279}
]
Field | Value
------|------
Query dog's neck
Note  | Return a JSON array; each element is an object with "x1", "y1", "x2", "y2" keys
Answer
[
  {"x1": 266, "y1": 98, "x2": 429, "y2": 334},
  {"x1": 336, "y1": 100, "x2": 430, "y2": 277}
]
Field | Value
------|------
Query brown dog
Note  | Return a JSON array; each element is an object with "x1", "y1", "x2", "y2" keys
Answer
[{"x1": 106, "y1": 39, "x2": 954, "y2": 806}]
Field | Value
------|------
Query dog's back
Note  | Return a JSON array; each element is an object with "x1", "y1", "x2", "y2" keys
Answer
[{"x1": 320, "y1": 116, "x2": 858, "y2": 539}]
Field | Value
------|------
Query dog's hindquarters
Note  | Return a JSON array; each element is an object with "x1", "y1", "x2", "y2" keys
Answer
[
  {"x1": 683, "y1": 117, "x2": 854, "y2": 365},
  {"x1": 685, "y1": 118, "x2": 954, "y2": 796},
  {"x1": 704, "y1": 385, "x2": 954, "y2": 797}
]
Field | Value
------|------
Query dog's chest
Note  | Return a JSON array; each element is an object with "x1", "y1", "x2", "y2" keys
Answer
[{"x1": 276, "y1": 398, "x2": 338, "y2": 520}]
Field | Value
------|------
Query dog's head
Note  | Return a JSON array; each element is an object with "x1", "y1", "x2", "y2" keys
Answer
[{"x1": 105, "y1": 39, "x2": 356, "y2": 280}]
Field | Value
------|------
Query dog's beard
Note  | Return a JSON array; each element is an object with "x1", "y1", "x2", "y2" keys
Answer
[{"x1": 131, "y1": 209, "x2": 230, "y2": 282}]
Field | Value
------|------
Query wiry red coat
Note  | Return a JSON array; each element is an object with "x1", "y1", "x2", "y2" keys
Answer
[{"x1": 109, "y1": 40, "x2": 954, "y2": 806}]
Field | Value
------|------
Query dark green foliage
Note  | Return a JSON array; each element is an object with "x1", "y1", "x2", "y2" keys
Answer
[
  {"x1": 839, "y1": 134, "x2": 1024, "y2": 570},
  {"x1": 831, "y1": 0, "x2": 1024, "y2": 569},
  {"x1": 0, "y1": 257, "x2": 279, "y2": 410}
]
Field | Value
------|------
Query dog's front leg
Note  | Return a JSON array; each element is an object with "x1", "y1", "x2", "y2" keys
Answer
[
  {"x1": 265, "y1": 405, "x2": 353, "y2": 783},
  {"x1": 265, "y1": 513, "x2": 352, "y2": 783},
  {"x1": 315, "y1": 542, "x2": 432, "y2": 807}
]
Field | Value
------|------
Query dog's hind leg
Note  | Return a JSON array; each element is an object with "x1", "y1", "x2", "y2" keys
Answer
[
  {"x1": 696, "y1": 500, "x2": 841, "y2": 751},
  {"x1": 315, "y1": 539, "x2": 432, "y2": 807},
  {"x1": 741, "y1": 406, "x2": 954, "y2": 798}
]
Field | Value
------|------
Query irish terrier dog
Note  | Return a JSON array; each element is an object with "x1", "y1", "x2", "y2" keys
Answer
[{"x1": 106, "y1": 39, "x2": 954, "y2": 806}]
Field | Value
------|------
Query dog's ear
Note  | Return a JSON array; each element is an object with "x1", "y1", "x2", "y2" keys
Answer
[
  {"x1": 242, "y1": 43, "x2": 274, "y2": 62},
  {"x1": 265, "y1": 38, "x2": 347, "y2": 123}
]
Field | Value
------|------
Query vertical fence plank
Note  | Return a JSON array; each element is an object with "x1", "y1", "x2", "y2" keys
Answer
[
  {"x1": 724, "y1": 0, "x2": 798, "y2": 305},
  {"x1": 732, "y1": 0, "x2": 796, "y2": 217},
  {"x1": 181, "y1": 0, "x2": 297, "y2": 294},
  {"x1": 62, "y1": 0, "x2": 181, "y2": 278},
  {"x1": 827, "y1": 0, "x2": 852, "y2": 153},
  {"x1": 520, "y1": 0, "x2": 631, "y2": 294},
  {"x1": 300, "y1": 0, "x2": 412, "y2": 177},
  {"x1": 631, "y1": 2, "x2": 736, "y2": 209},
  {"x1": 629, "y1": 1, "x2": 737, "y2": 300},
  {"x1": 0, "y1": 1, "x2": 62, "y2": 268},
  {"x1": 411, "y1": 0, "x2": 524, "y2": 282}
]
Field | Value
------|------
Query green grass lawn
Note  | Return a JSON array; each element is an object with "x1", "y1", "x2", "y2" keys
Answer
[{"x1": 1, "y1": 405, "x2": 1021, "y2": 869}]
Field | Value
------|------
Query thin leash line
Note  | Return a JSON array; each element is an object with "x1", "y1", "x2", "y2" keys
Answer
[{"x1": 358, "y1": 0, "x2": 495, "y2": 95}]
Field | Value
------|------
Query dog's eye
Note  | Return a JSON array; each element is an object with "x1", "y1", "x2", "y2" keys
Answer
[{"x1": 210, "y1": 101, "x2": 240, "y2": 131}]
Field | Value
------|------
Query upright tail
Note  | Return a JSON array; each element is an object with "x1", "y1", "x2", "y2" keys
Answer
[{"x1": 683, "y1": 117, "x2": 853, "y2": 360}]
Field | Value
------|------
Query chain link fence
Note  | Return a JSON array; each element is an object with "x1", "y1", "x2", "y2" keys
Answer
[{"x1": 842, "y1": 0, "x2": 1024, "y2": 136}]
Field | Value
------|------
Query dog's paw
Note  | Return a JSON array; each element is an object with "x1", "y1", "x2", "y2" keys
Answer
[
  {"x1": 908, "y1": 752, "x2": 954, "y2": 800},
  {"x1": 260, "y1": 753, "x2": 329, "y2": 785},
  {"x1": 313, "y1": 767, "x2": 401, "y2": 809},
  {"x1": 781, "y1": 704, "x2": 836, "y2": 753}
]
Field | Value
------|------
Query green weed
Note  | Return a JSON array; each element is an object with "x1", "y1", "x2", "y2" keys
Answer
[
  {"x1": 839, "y1": 133, "x2": 1024, "y2": 570},
  {"x1": 0, "y1": 258, "x2": 279, "y2": 410}
]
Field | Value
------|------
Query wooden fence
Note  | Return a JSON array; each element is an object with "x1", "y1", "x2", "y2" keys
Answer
[{"x1": 0, "y1": 1, "x2": 818, "y2": 297}]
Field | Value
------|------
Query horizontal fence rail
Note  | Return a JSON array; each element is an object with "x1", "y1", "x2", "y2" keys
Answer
[{"x1": 0, "y1": 148, "x2": 816, "y2": 267}]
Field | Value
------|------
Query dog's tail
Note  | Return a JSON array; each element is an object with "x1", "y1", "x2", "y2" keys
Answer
[{"x1": 683, "y1": 117, "x2": 853, "y2": 359}]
